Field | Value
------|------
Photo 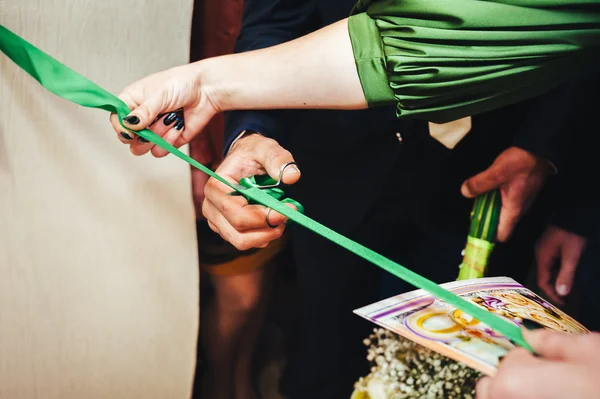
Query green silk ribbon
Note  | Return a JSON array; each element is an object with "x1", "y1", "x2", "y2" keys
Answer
[{"x1": 0, "y1": 24, "x2": 531, "y2": 352}]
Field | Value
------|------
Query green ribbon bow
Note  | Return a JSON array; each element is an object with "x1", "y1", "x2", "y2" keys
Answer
[{"x1": 0, "y1": 24, "x2": 531, "y2": 352}]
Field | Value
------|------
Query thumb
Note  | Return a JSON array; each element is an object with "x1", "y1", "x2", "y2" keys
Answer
[
  {"x1": 121, "y1": 92, "x2": 167, "y2": 130},
  {"x1": 256, "y1": 139, "x2": 301, "y2": 185},
  {"x1": 461, "y1": 165, "x2": 507, "y2": 198},
  {"x1": 554, "y1": 243, "x2": 583, "y2": 298},
  {"x1": 523, "y1": 328, "x2": 590, "y2": 362},
  {"x1": 496, "y1": 204, "x2": 520, "y2": 242}
]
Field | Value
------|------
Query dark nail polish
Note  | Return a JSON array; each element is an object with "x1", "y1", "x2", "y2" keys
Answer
[
  {"x1": 137, "y1": 136, "x2": 150, "y2": 143},
  {"x1": 174, "y1": 120, "x2": 184, "y2": 130},
  {"x1": 120, "y1": 132, "x2": 133, "y2": 140},
  {"x1": 163, "y1": 112, "x2": 177, "y2": 126},
  {"x1": 123, "y1": 115, "x2": 140, "y2": 125},
  {"x1": 523, "y1": 319, "x2": 545, "y2": 330}
]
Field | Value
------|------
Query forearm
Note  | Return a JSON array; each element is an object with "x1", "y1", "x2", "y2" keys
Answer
[{"x1": 200, "y1": 19, "x2": 367, "y2": 113}]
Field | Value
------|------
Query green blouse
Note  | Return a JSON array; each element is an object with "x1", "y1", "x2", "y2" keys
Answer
[{"x1": 348, "y1": 0, "x2": 600, "y2": 123}]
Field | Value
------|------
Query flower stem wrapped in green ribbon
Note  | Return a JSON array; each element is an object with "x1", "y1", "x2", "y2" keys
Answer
[{"x1": 457, "y1": 190, "x2": 501, "y2": 280}]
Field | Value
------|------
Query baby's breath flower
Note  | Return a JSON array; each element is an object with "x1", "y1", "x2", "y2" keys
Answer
[{"x1": 351, "y1": 329, "x2": 481, "y2": 398}]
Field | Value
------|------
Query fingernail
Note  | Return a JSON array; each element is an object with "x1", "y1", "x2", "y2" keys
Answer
[
  {"x1": 460, "y1": 184, "x2": 472, "y2": 197},
  {"x1": 137, "y1": 136, "x2": 150, "y2": 144},
  {"x1": 123, "y1": 115, "x2": 140, "y2": 125},
  {"x1": 284, "y1": 165, "x2": 300, "y2": 174},
  {"x1": 523, "y1": 319, "x2": 545, "y2": 330},
  {"x1": 174, "y1": 120, "x2": 184, "y2": 130},
  {"x1": 120, "y1": 132, "x2": 133, "y2": 140},
  {"x1": 556, "y1": 284, "x2": 570, "y2": 296},
  {"x1": 163, "y1": 112, "x2": 177, "y2": 126}
]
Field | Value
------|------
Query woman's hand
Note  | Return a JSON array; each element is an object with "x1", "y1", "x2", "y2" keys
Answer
[
  {"x1": 109, "y1": 62, "x2": 220, "y2": 157},
  {"x1": 109, "y1": 19, "x2": 364, "y2": 159}
]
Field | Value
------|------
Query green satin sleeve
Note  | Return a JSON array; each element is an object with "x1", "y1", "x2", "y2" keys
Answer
[{"x1": 348, "y1": 0, "x2": 600, "y2": 123}]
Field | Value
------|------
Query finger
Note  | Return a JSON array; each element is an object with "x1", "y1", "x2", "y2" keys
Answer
[
  {"x1": 121, "y1": 92, "x2": 168, "y2": 131},
  {"x1": 523, "y1": 328, "x2": 594, "y2": 361},
  {"x1": 535, "y1": 239, "x2": 562, "y2": 303},
  {"x1": 110, "y1": 90, "x2": 139, "y2": 137},
  {"x1": 461, "y1": 165, "x2": 507, "y2": 198},
  {"x1": 247, "y1": 137, "x2": 301, "y2": 184},
  {"x1": 204, "y1": 179, "x2": 279, "y2": 231},
  {"x1": 151, "y1": 121, "x2": 185, "y2": 158},
  {"x1": 266, "y1": 202, "x2": 297, "y2": 228},
  {"x1": 496, "y1": 204, "x2": 521, "y2": 242},
  {"x1": 207, "y1": 204, "x2": 285, "y2": 250},
  {"x1": 174, "y1": 106, "x2": 222, "y2": 149},
  {"x1": 151, "y1": 111, "x2": 185, "y2": 158},
  {"x1": 554, "y1": 242, "x2": 584, "y2": 298},
  {"x1": 111, "y1": 113, "x2": 137, "y2": 144},
  {"x1": 130, "y1": 111, "x2": 185, "y2": 156},
  {"x1": 475, "y1": 376, "x2": 492, "y2": 399},
  {"x1": 484, "y1": 349, "x2": 549, "y2": 399},
  {"x1": 207, "y1": 220, "x2": 220, "y2": 235}
]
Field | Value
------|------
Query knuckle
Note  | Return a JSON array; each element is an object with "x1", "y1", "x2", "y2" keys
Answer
[
  {"x1": 232, "y1": 238, "x2": 251, "y2": 251},
  {"x1": 229, "y1": 214, "x2": 248, "y2": 230},
  {"x1": 204, "y1": 179, "x2": 216, "y2": 195},
  {"x1": 180, "y1": 130, "x2": 196, "y2": 146},
  {"x1": 150, "y1": 146, "x2": 164, "y2": 158},
  {"x1": 207, "y1": 223, "x2": 219, "y2": 234},
  {"x1": 259, "y1": 137, "x2": 278, "y2": 149},
  {"x1": 201, "y1": 199, "x2": 211, "y2": 216},
  {"x1": 217, "y1": 201, "x2": 230, "y2": 215},
  {"x1": 268, "y1": 147, "x2": 292, "y2": 163}
]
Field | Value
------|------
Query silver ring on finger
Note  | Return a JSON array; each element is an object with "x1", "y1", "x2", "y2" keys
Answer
[{"x1": 265, "y1": 207, "x2": 279, "y2": 229}]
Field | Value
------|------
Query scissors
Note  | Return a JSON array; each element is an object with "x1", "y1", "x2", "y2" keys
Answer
[
  {"x1": 154, "y1": 112, "x2": 304, "y2": 226},
  {"x1": 231, "y1": 162, "x2": 304, "y2": 227}
]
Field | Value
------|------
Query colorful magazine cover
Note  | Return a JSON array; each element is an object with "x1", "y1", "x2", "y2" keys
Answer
[{"x1": 354, "y1": 276, "x2": 588, "y2": 376}]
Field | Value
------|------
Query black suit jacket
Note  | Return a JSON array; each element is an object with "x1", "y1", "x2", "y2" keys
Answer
[{"x1": 223, "y1": 0, "x2": 580, "y2": 239}]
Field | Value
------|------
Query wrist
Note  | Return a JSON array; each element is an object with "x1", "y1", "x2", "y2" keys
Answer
[{"x1": 195, "y1": 57, "x2": 231, "y2": 113}]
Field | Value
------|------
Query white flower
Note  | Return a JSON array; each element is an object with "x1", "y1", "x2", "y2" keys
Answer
[{"x1": 351, "y1": 329, "x2": 481, "y2": 398}]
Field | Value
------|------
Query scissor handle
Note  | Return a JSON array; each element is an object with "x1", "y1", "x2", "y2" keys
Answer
[{"x1": 236, "y1": 164, "x2": 304, "y2": 215}]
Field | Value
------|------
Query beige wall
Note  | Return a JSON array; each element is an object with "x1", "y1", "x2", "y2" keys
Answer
[{"x1": 0, "y1": 1, "x2": 198, "y2": 398}]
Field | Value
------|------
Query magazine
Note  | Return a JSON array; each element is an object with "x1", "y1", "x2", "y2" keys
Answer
[{"x1": 354, "y1": 276, "x2": 588, "y2": 376}]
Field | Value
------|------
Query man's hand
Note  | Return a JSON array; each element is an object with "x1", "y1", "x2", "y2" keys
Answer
[
  {"x1": 476, "y1": 329, "x2": 600, "y2": 399},
  {"x1": 202, "y1": 134, "x2": 301, "y2": 250},
  {"x1": 535, "y1": 225, "x2": 587, "y2": 304},
  {"x1": 461, "y1": 147, "x2": 553, "y2": 242}
]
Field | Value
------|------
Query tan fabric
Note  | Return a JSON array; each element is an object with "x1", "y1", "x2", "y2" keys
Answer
[
  {"x1": 0, "y1": 1, "x2": 198, "y2": 398},
  {"x1": 428, "y1": 117, "x2": 473, "y2": 149}
]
